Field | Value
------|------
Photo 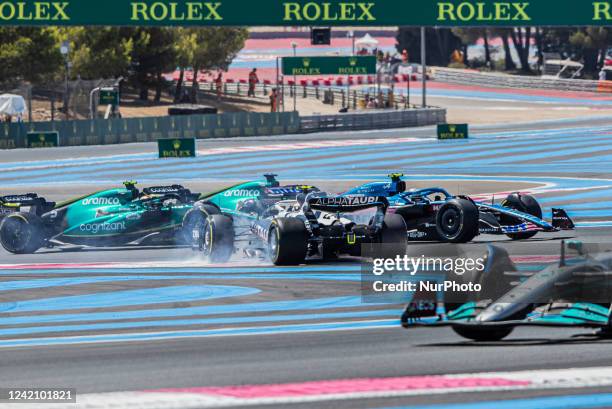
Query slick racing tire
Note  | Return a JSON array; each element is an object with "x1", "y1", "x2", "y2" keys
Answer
[
  {"x1": 181, "y1": 204, "x2": 220, "y2": 245},
  {"x1": 0, "y1": 213, "x2": 44, "y2": 254},
  {"x1": 199, "y1": 214, "x2": 234, "y2": 263},
  {"x1": 435, "y1": 199, "x2": 479, "y2": 243},
  {"x1": 502, "y1": 194, "x2": 542, "y2": 240},
  {"x1": 452, "y1": 326, "x2": 513, "y2": 342},
  {"x1": 379, "y1": 214, "x2": 408, "y2": 258},
  {"x1": 268, "y1": 218, "x2": 308, "y2": 266}
]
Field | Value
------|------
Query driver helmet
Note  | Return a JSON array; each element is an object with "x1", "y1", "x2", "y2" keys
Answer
[{"x1": 238, "y1": 199, "x2": 260, "y2": 215}]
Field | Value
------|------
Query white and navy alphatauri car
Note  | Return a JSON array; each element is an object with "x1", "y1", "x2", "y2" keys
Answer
[{"x1": 193, "y1": 181, "x2": 407, "y2": 265}]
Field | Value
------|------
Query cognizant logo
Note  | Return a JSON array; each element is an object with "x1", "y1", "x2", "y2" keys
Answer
[
  {"x1": 81, "y1": 197, "x2": 121, "y2": 206},
  {"x1": 80, "y1": 221, "x2": 126, "y2": 234}
]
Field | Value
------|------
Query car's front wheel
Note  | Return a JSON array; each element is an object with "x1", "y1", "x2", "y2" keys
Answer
[
  {"x1": 452, "y1": 325, "x2": 513, "y2": 342},
  {"x1": 435, "y1": 199, "x2": 479, "y2": 243},
  {"x1": 502, "y1": 194, "x2": 542, "y2": 240},
  {"x1": 379, "y1": 213, "x2": 408, "y2": 258},
  {"x1": 181, "y1": 204, "x2": 219, "y2": 244},
  {"x1": 198, "y1": 214, "x2": 234, "y2": 263}
]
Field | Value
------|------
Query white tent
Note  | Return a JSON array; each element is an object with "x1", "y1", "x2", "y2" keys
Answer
[
  {"x1": 0, "y1": 94, "x2": 26, "y2": 117},
  {"x1": 355, "y1": 33, "x2": 379, "y2": 49}
]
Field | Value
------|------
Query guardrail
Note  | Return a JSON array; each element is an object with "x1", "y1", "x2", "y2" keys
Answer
[
  {"x1": 0, "y1": 106, "x2": 447, "y2": 149},
  {"x1": 301, "y1": 108, "x2": 446, "y2": 133},
  {"x1": 194, "y1": 81, "x2": 423, "y2": 110},
  {"x1": 0, "y1": 111, "x2": 300, "y2": 149},
  {"x1": 2, "y1": 81, "x2": 448, "y2": 148},
  {"x1": 432, "y1": 67, "x2": 608, "y2": 93}
]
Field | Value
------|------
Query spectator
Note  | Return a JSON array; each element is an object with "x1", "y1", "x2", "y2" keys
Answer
[
  {"x1": 215, "y1": 72, "x2": 223, "y2": 99},
  {"x1": 248, "y1": 68, "x2": 259, "y2": 97},
  {"x1": 270, "y1": 88, "x2": 278, "y2": 112}
]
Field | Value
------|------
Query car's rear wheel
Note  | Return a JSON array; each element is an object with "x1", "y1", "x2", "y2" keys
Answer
[
  {"x1": 0, "y1": 213, "x2": 44, "y2": 254},
  {"x1": 435, "y1": 199, "x2": 479, "y2": 243},
  {"x1": 199, "y1": 214, "x2": 234, "y2": 263},
  {"x1": 379, "y1": 214, "x2": 407, "y2": 258},
  {"x1": 268, "y1": 218, "x2": 308, "y2": 266},
  {"x1": 452, "y1": 326, "x2": 513, "y2": 342},
  {"x1": 502, "y1": 194, "x2": 542, "y2": 240}
]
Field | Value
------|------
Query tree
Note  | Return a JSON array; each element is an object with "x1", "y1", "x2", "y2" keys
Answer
[
  {"x1": 533, "y1": 27, "x2": 544, "y2": 72},
  {"x1": 181, "y1": 27, "x2": 248, "y2": 102},
  {"x1": 570, "y1": 27, "x2": 611, "y2": 78},
  {"x1": 0, "y1": 27, "x2": 63, "y2": 85},
  {"x1": 173, "y1": 28, "x2": 197, "y2": 102},
  {"x1": 509, "y1": 28, "x2": 532, "y2": 73},
  {"x1": 490, "y1": 28, "x2": 517, "y2": 71},
  {"x1": 396, "y1": 27, "x2": 462, "y2": 67},
  {"x1": 129, "y1": 28, "x2": 178, "y2": 101},
  {"x1": 56, "y1": 27, "x2": 133, "y2": 80}
]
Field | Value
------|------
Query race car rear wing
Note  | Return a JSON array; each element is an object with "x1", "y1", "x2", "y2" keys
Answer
[
  {"x1": 1, "y1": 193, "x2": 40, "y2": 205},
  {"x1": 304, "y1": 195, "x2": 389, "y2": 235},
  {"x1": 552, "y1": 208, "x2": 575, "y2": 230},
  {"x1": 142, "y1": 185, "x2": 200, "y2": 202},
  {"x1": 264, "y1": 185, "x2": 320, "y2": 200},
  {"x1": 307, "y1": 195, "x2": 389, "y2": 213},
  {"x1": 0, "y1": 193, "x2": 56, "y2": 216}
]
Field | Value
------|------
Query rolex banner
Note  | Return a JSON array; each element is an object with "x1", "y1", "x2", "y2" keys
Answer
[
  {"x1": 282, "y1": 56, "x2": 376, "y2": 76},
  {"x1": 99, "y1": 88, "x2": 120, "y2": 107},
  {"x1": 0, "y1": 1, "x2": 608, "y2": 27},
  {"x1": 158, "y1": 138, "x2": 196, "y2": 158},
  {"x1": 26, "y1": 131, "x2": 59, "y2": 148},
  {"x1": 437, "y1": 124, "x2": 469, "y2": 140}
]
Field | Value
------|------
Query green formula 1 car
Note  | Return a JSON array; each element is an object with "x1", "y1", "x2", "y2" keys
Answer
[{"x1": 0, "y1": 182, "x2": 202, "y2": 254}]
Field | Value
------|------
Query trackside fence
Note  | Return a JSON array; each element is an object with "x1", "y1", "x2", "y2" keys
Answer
[
  {"x1": 0, "y1": 108, "x2": 447, "y2": 149},
  {"x1": 193, "y1": 81, "x2": 427, "y2": 110},
  {"x1": 0, "y1": 111, "x2": 300, "y2": 149},
  {"x1": 300, "y1": 108, "x2": 446, "y2": 132},
  {"x1": 432, "y1": 67, "x2": 611, "y2": 93}
]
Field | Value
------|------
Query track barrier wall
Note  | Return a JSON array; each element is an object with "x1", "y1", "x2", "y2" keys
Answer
[
  {"x1": 301, "y1": 108, "x2": 446, "y2": 132},
  {"x1": 1, "y1": 108, "x2": 446, "y2": 149},
  {"x1": 432, "y1": 67, "x2": 611, "y2": 93},
  {"x1": 0, "y1": 111, "x2": 301, "y2": 149}
]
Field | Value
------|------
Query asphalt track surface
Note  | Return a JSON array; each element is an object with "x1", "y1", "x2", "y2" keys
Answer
[{"x1": 1, "y1": 116, "x2": 612, "y2": 408}]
